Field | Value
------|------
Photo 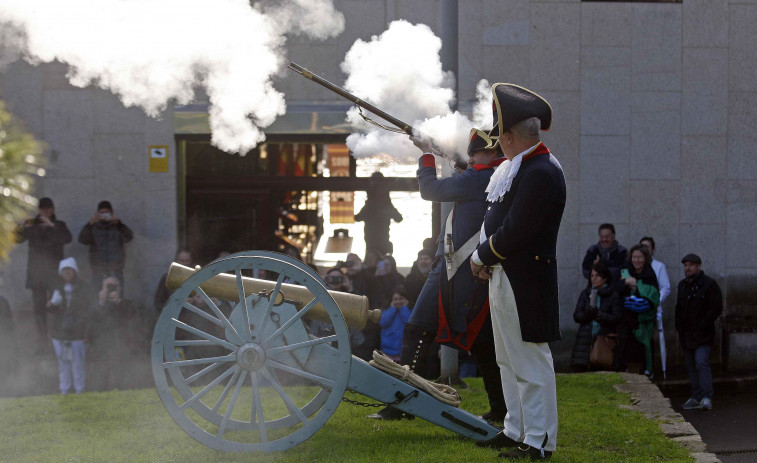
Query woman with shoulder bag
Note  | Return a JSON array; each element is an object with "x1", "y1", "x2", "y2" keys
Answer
[
  {"x1": 614, "y1": 244, "x2": 660, "y2": 378},
  {"x1": 570, "y1": 261, "x2": 623, "y2": 371}
]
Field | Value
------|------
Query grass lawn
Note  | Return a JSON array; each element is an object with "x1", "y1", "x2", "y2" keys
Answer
[{"x1": 0, "y1": 373, "x2": 692, "y2": 462}]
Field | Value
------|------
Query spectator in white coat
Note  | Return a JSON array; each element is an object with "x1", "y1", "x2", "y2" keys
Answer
[
  {"x1": 640, "y1": 237, "x2": 670, "y2": 317},
  {"x1": 640, "y1": 236, "x2": 671, "y2": 378}
]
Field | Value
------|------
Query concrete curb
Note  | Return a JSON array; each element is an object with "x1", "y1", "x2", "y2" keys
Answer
[
  {"x1": 615, "y1": 372, "x2": 721, "y2": 463},
  {"x1": 658, "y1": 373, "x2": 757, "y2": 397}
]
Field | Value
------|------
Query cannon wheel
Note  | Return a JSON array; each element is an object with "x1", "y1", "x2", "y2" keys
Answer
[{"x1": 152, "y1": 251, "x2": 352, "y2": 452}]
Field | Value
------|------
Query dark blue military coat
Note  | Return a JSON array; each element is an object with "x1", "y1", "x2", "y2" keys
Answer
[
  {"x1": 410, "y1": 154, "x2": 504, "y2": 350},
  {"x1": 475, "y1": 144, "x2": 566, "y2": 343}
]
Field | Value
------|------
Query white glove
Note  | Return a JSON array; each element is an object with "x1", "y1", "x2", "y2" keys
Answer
[{"x1": 410, "y1": 134, "x2": 439, "y2": 155}]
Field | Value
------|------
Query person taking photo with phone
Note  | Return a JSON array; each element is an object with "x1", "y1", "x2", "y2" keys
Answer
[{"x1": 78, "y1": 200, "x2": 133, "y2": 290}]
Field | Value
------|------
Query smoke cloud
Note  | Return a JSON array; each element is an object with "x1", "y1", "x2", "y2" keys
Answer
[
  {"x1": 341, "y1": 20, "x2": 493, "y2": 164},
  {"x1": 0, "y1": 0, "x2": 345, "y2": 154}
]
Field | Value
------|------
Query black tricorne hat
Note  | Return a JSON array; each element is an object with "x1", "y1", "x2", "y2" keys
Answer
[
  {"x1": 467, "y1": 128, "x2": 500, "y2": 156},
  {"x1": 491, "y1": 83, "x2": 552, "y2": 138},
  {"x1": 681, "y1": 253, "x2": 702, "y2": 264}
]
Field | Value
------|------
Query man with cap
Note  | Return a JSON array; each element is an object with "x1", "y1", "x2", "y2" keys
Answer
[
  {"x1": 471, "y1": 83, "x2": 565, "y2": 460},
  {"x1": 675, "y1": 254, "x2": 723, "y2": 411},
  {"x1": 78, "y1": 200, "x2": 133, "y2": 290},
  {"x1": 16, "y1": 197, "x2": 72, "y2": 346},
  {"x1": 47, "y1": 257, "x2": 93, "y2": 394},
  {"x1": 369, "y1": 128, "x2": 507, "y2": 424}
]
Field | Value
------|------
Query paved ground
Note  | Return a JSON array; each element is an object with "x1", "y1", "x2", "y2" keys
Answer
[
  {"x1": 666, "y1": 389, "x2": 757, "y2": 463},
  {"x1": 660, "y1": 371, "x2": 757, "y2": 463}
]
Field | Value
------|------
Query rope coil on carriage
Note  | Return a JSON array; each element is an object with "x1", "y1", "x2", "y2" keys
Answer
[{"x1": 369, "y1": 350, "x2": 461, "y2": 407}]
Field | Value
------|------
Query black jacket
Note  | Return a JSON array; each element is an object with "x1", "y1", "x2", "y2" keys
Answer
[
  {"x1": 581, "y1": 241, "x2": 627, "y2": 282},
  {"x1": 404, "y1": 264, "x2": 428, "y2": 307},
  {"x1": 573, "y1": 285, "x2": 624, "y2": 334},
  {"x1": 475, "y1": 148, "x2": 566, "y2": 342},
  {"x1": 570, "y1": 285, "x2": 623, "y2": 367},
  {"x1": 16, "y1": 215, "x2": 72, "y2": 288},
  {"x1": 48, "y1": 279, "x2": 93, "y2": 341},
  {"x1": 675, "y1": 271, "x2": 723, "y2": 350},
  {"x1": 90, "y1": 298, "x2": 143, "y2": 359},
  {"x1": 78, "y1": 220, "x2": 133, "y2": 273}
]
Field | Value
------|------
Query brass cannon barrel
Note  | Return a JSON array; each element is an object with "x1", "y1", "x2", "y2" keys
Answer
[{"x1": 165, "y1": 263, "x2": 381, "y2": 330}]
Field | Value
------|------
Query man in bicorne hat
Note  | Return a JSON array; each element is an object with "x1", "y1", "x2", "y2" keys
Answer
[
  {"x1": 471, "y1": 84, "x2": 566, "y2": 460},
  {"x1": 369, "y1": 128, "x2": 507, "y2": 424}
]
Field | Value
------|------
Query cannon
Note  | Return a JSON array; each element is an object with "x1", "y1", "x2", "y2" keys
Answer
[{"x1": 152, "y1": 251, "x2": 499, "y2": 452}]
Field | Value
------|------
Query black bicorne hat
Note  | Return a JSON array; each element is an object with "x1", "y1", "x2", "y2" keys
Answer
[
  {"x1": 491, "y1": 83, "x2": 552, "y2": 138},
  {"x1": 467, "y1": 128, "x2": 501, "y2": 156}
]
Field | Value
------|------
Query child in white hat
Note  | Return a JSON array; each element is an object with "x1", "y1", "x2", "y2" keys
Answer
[{"x1": 47, "y1": 257, "x2": 93, "y2": 394}]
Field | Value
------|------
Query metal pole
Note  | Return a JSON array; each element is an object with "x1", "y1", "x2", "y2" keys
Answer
[{"x1": 437, "y1": 0, "x2": 463, "y2": 386}]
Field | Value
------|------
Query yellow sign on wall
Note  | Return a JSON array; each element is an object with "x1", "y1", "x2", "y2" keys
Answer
[{"x1": 149, "y1": 145, "x2": 169, "y2": 172}]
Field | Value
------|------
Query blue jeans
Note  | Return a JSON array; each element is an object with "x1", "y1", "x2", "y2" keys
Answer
[{"x1": 684, "y1": 345, "x2": 713, "y2": 400}]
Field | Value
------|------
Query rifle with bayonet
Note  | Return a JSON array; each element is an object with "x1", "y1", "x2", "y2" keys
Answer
[{"x1": 287, "y1": 62, "x2": 449, "y2": 159}]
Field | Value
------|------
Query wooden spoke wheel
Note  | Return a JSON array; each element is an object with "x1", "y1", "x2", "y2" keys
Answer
[{"x1": 152, "y1": 251, "x2": 352, "y2": 452}]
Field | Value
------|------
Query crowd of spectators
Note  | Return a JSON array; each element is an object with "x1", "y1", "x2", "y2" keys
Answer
[
  {"x1": 300, "y1": 245, "x2": 437, "y2": 366},
  {"x1": 570, "y1": 222, "x2": 722, "y2": 407},
  {"x1": 4, "y1": 195, "x2": 723, "y2": 406},
  {"x1": 572, "y1": 224, "x2": 665, "y2": 377},
  {"x1": 6, "y1": 197, "x2": 146, "y2": 395}
]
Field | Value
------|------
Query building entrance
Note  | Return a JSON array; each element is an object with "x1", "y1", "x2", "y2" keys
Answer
[{"x1": 177, "y1": 135, "x2": 420, "y2": 267}]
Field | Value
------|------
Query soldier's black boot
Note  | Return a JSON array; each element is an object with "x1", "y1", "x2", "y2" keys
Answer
[
  {"x1": 399, "y1": 323, "x2": 436, "y2": 379},
  {"x1": 366, "y1": 323, "x2": 435, "y2": 420},
  {"x1": 471, "y1": 340, "x2": 507, "y2": 425}
]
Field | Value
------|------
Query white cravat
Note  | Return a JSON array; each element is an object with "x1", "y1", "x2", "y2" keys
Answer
[
  {"x1": 471, "y1": 144, "x2": 538, "y2": 265},
  {"x1": 485, "y1": 142, "x2": 540, "y2": 202}
]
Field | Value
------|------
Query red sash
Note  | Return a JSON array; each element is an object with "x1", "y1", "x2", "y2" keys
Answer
[{"x1": 436, "y1": 279, "x2": 491, "y2": 351}]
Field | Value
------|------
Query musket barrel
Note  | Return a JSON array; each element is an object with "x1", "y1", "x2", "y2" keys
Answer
[
  {"x1": 165, "y1": 262, "x2": 381, "y2": 330},
  {"x1": 287, "y1": 62, "x2": 414, "y2": 136}
]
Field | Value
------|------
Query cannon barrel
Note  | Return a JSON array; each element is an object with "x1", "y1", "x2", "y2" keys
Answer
[{"x1": 165, "y1": 262, "x2": 381, "y2": 330}]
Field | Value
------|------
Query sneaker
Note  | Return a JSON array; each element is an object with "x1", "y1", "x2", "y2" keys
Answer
[
  {"x1": 498, "y1": 445, "x2": 552, "y2": 460},
  {"x1": 682, "y1": 397, "x2": 701, "y2": 410},
  {"x1": 644, "y1": 370, "x2": 654, "y2": 381},
  {"x1": 700, "y1": 397, "x2": 712, "y2": 410}
]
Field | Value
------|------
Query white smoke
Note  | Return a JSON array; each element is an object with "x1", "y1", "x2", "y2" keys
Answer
[
  {"x1": 472, "y1": 78, "x2": 493, "y2": 129},
  {"x1": 341, "y1": 20, "x2": 493, "y2": 164},
  {"x1": 256, "y1": 0, "x2": 345, "y2": 41},
  {"x1": 0, "y1": 0, "x2": 345, "y2": 154}
]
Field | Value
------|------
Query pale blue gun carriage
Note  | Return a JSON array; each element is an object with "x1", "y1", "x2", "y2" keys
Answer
[{"x1": 152, "y1": 251, "x2": 499, "y2": 452}]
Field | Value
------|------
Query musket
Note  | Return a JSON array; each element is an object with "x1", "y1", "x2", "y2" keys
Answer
[
  {"x1": 288, "y1": 62, "x2": 415, "y2": 135},
  {"x1": 288, "y1": 62, "x2": 449, "y2": 160}
]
